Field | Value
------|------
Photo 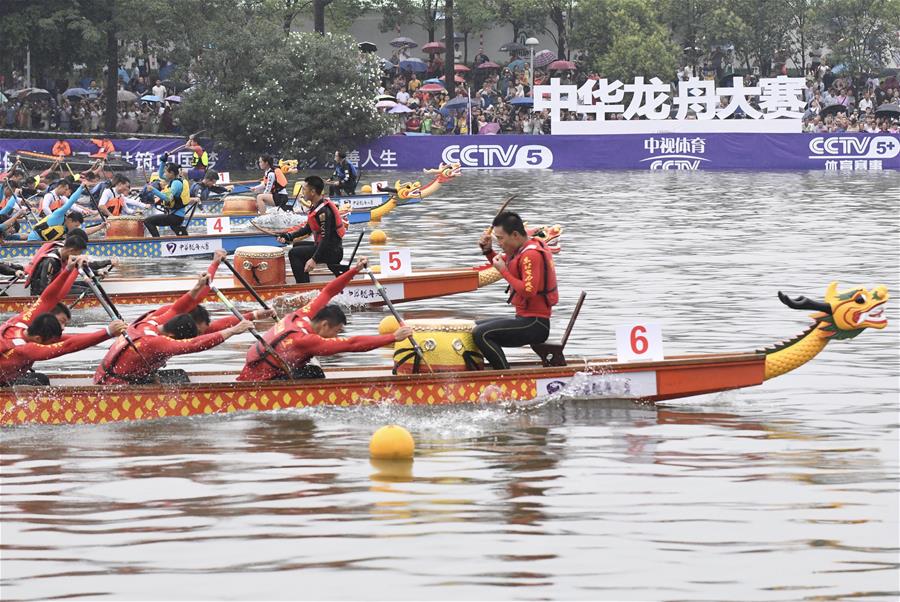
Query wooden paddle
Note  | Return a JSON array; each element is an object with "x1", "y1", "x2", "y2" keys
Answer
[
  {"x1": 219, "y1": 256, "x2": 275, "y2": 312},
  {"x1": 208, "y1": 283, "x2": 294, "y2": 377},
  {"x1": 486, "y1": 194, "x2": 516, "y2": 236},
  {"x1": 363, "y1": 268, "x2": 433, "y2": 374}
]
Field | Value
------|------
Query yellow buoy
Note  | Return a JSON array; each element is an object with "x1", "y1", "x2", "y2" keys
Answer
[
  {"x1": 370, "y1": 229, "x2": 387, "y2": 244},
  {"x1": 360, "y1": 184, "x2": 372, "y2": 193},
  {"x1": 369, "y1": 425, "x2": 415, "y2": 460},
  {"x1": 379, "y1": 315, "x2": 400, "y2": 335}
]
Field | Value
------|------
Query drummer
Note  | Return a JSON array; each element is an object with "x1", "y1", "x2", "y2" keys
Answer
[
  {"x1": 237, "y1": 257, "x2": 412, "y2": 381},
  {"x1": 142, "y1": 161, "x2": 190, "y2": 237},
  {"x1": 0, "y1": 255, "x2": 127, "y2": 387},
  {"x1": 276, "y1": 175, "x2": 345, "y2": 283},
  {"x1": 93, "y1": 251, "x2": 272, "y2": 385},
  {"x1": 251, "y1": 154, "x2": 290, "y2": 214},
  {"x1": 97, "y1": 175, "x2": 143, "y2": 217}
]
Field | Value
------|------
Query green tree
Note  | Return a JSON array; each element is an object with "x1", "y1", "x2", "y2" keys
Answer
[
  {"x1": 489, "y1": 0, "x2": 545, "y2": 47},
  {"x1": 817, "y1": 0, "x2": 900, "y2": 75},
  {"x1": 455, "y1": 0, "x2": 496, "y2": 62},
  {"x1": 378, "y1": 0, "x2": 442, "y2": 42},
  {"x1": 179, "y1": 31, "x2": 390, "y2": 163}
]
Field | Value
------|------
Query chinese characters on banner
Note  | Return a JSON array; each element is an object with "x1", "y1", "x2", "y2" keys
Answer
[{"x1": 534, "y1": 76, "x2": 807, "y2": 134}]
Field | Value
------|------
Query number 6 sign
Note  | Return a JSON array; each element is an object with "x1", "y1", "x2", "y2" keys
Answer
[
  {"x1": 615, "y1": 322, "x2": 664, "y2": 362},
  {"x1": 379, "y1": 248, "x2": 412, "y2": 276}
]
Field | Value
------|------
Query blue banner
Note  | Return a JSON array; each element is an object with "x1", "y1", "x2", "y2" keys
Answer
[
  {"x1": 353, "y1": 133, "x2": 900, "y2": 171},
  {"x1": 0, "y1": 138, "x2": 211, "y2": 172}
]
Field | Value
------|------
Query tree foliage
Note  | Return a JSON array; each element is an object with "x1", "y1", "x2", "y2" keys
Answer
[
  {"x1": 818, "y1": 0, "x2": 900, "y2": 75},
  {"x1": 178, "y1": 30, "x2": 390, "y2": 163}
]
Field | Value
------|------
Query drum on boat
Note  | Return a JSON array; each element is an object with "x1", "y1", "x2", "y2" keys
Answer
[
  {"x1": 234, "y1": 245, "x2": 286, "y2": 286},
  {"x1": 393, "y1": 319, "x2": 484, "y2": 374},
  {"x1": 222, "y1": 196, "x2": 258, "y2": 215},
  {"x1": 106, "y1": 215, "x2": 145, "y2": 239}
]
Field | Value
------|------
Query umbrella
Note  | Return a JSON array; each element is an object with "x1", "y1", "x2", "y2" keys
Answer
[
  {"x1": 376, "y1": 99, "x2": 397, "y2": 109},
  {"x1": 419, "y1": 83, "x2": 445, "y2": 93},
  {"x1": 454, "y1": 64, "x2": 470, "y2": 73},
  {"x1": 440, "y1": 75, "x2": 467, "y2": 84},
  {"x1": 141, "y1": 94, "x2": 163, "y2": 103},
  {"x1": 510, "y1": 97, "x2": 533, "y2": 106},
  {"x1": 20, "y1": 88, "x2": 51, "y2": 99},
  {"x1": 477, "y1": 61, "x2": 501, "y2": 70},
  {"x1": 548, "y1": 60, "x2": 576, "y2": 71},
  {"x1": 423, "y1": 78, "x2": 442, "y2": 85},
  {"x1": 166, "y1": 95, "x2": 182, "y2": 103},
  {"x1": 63, "y1": 87, "x2": 90, "y2": 98},
  {"x1": 422, "y1": 41, "x2": 445, "y2": 53},
  {"x1": 874, "y1": 102, "x2": 900, "y2": 116},
  {"x1": 0, "y1": 92, "x2": 6, "y2": 104},
  {"x1": 819, "y1": 103, "x2": 849, "y2": 118},
  {"x1": 389, "y1": 104, "x2": 413, "y2": 114},
  {"x1": 161, "y1": 79, "x2": 191, "y2": 92},
  {"x1": 443, "y1": 97, "x2": 471, "y2": 110},
  {"x1": 477, "y1": 122, "x2": 500, "y2": 134},
  {"x1": 376, "y1": 94, "x2": 397, "y2": 102},
  {"x1": 379, "y1": 58, "x2": 395, "y2": 71},
  {"x1": 391, "y1": 36, "x2": 417, "y2": 48},
  {"x1": 499, "y1": 42, "x2": 526, "y2": 53},
  {"x1": 399, "y1": 58, "x2": 427, "y2": 73},
  {"x1": 533, "y1": 49, "x2": 556, "y2": 68},
  {"x1": 117, "y1": 89, "x2": 138, "y2": 102},
  {"x1": 831, "y1": 64, "x2": 847, "y2": 75},
  {"x1": 881, "y1": 75, "x2": 898, "y2": 90},
  {"x1": 507, "y1": 59, "x2": 526, "y2": 71},
  {"x1": 359, "y1": 41, "x2": 378, "y2": 53}
]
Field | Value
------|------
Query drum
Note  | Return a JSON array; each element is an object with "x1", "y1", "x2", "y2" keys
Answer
[
  {"x1": 106, "y1": 215, "x2": 145, "y2": 239},
  {"x1": 234, "y1": 245, "x2": 286, "y2": 286},
  {"x1": 393, "y1": 319, "x2": 484, "y2": 374},
  {"x1": 222, "y1": 195, "x2": 258, "y2": 215}
]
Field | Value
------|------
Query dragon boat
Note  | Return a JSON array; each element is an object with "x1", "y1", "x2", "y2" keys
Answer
[
  {"x1": 12, "y1": 150, "x2": 136, "y2": 172},
  {"x1": 0, "y1": 282, "x2": 887, "y2": 426}
]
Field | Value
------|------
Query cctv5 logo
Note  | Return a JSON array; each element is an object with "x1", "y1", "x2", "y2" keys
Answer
[
  {"x1": 640, "y1": 155, "x2": 710, "y2": 170},
  {"x1": 808, "y1": 135, "x2": 900, "y2": 159},
  {"x1": 441, "y1": 144, "x2": 554, "y2": 168}
]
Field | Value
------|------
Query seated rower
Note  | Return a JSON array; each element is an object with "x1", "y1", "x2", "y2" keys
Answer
[
  {"x1": 191, "y1": 169, "x2": 228, "y2": 203},
  {"x1": 29, "y1": 180, "x2": 107, "y2": 242},
  {"x1": 251, "y1": 154, "x2": 290, "y2": 214},
  {"x1": 0, "y1": 256, "x2": 126, "y2": 387},
  {"x1": 0, "y1": 209, "x2": 26, "y2": 238},
  {"x1": 26, "y1": 229, "x2": 118, "y2": 296},
  {"x1": 276, "y1": 175, "x2": 345, "y2": 283},
  {"x1": 0, "y1": 260, "x2": 25, "y2": 278},
  {"x1": 97, "y1": 175, "x2": 143, "y2": 217},
  {"x1": 142, "y1": 161, "x2": 190, "y2": 237},
  {"x1": 94, "y1": 251, "x2": 273, "y2": 385},
  {"x1": 237, "y1": 257, "x2": 413, "y2": 381},
  {"x1": 474, "y1": 210, "x2": 558, "y2": 369}
]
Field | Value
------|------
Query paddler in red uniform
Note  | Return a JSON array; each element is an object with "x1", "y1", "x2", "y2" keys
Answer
[
  {"x1": 474, "y1": 210, "x2": 558, "y2": 369},
  {"x1": 93, "y1": 251, "x2": 274, "y2": 385},
  {"x1": 0, "y1": 256, "x2": 126, "y2": 387},
  {"x1": 237, "y1": 257, "x2": 413, "y2": 381},
  {"x1": 277, "y1": 175, "x2": 345, "y2": 283}
]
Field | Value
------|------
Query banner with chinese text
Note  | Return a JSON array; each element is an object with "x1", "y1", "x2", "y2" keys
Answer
[
  {"x1": 0, "y1": 138, "x2": 210, "y2": 173},
  {"x1": 353, "y1": 133, "x2": 900, "y2": 171}
]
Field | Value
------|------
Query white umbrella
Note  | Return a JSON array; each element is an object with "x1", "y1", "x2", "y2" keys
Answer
[
  {"x1": 376, "y1": 99, "x2": 397, "y2": 108},
  {"x1": 389, "y1": 104, "x2": 413, "y2": 113}
]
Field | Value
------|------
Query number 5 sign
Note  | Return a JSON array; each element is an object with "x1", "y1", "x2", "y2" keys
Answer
[
  {"x1": 615, "y1": 323, "x2": 664, "y2": 362},
  {"x1": 379, "y1": 248, "x2": 412, "y2": 276}
]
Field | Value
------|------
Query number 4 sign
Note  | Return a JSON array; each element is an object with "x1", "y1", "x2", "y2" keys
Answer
[
  {"x1": 206, "y1": 216, "x2": 231, "y2": 235},
  {"x1": 379, "y1": 248, "x2": 412, "y2": 276},
  {"x1": 615, "y1": 323, "x2": 664, "y2": 362}
]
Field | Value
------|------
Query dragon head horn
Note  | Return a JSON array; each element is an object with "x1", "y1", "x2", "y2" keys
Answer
[{"x1": 777, "y1": 291, "x2": 832, "y2": 313}]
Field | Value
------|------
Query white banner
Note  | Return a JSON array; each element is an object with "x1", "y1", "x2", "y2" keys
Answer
[{"x1": 160, "y1": 238, "x2": 222, "y2": 257}]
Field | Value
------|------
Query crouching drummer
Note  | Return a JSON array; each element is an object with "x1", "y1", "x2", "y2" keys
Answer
[{"x1": 237, "y1": 257, "x2": 412, "y2": 381}]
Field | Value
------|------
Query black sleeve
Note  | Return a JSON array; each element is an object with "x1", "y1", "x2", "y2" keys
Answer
[
  {"x1": 89, "y1": 259, "x2": 112, "y2": 272},
  {"x1": 0, "y1": 262, "x2": 24, "y2": 276},
  {"x1": 312, "y1": 207, "x2": 336, "y2": 262},
  {"x1": 286, "y1": 222, "x2": 311, "y2": 242},
  {"x1": 30, "y1": 257, "x2": 59, "y2": 296}
]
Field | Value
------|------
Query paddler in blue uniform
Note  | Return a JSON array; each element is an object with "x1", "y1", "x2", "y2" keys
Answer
[{"x1": 142, "y1": 160, "x2": 190, "y2": 237}]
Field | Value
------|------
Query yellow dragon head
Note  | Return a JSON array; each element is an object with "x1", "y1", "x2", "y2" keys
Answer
[
  {"x1": 393, "y1": 179, "x2": 423, "y2": 200},
  {"x1": 778, "y1": 281, "x2": 889, "y2": 340},
  {"x1": 526, "y1": 223, "x2": 563, "y2": 254}
]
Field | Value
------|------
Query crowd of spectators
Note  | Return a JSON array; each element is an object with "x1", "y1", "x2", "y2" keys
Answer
[
  {"x1": 800, "y1": 65, "x2": 900, "y2": 133},
  {"x1": 1, "y1": 60, "x2": 183, "y2": 135}
]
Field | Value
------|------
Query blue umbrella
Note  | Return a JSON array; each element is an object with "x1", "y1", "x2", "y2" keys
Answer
[
  {"x1": 423, "y1": 78, "x2": 443, "y2": 85},
  {"x1": 399, "y1": 58, "x2": 427, "y2": 73},
  {"x1": 380, "y1": 58, "x2": 396, "y2": 71},
  {"x1": 831, "y1": 63, "x2": 847, "y2": 75},
  {"x1": 443, "y1": 96, "x2": 471, "y2": 110},
  {"x1": 510, "y1": 97, "x2": 533, "y2": 106},
  {"x1": 63, "y1": 87, "x2": 90, "y2": 98},
  {"x1": 507, "y1": 59, "x2": 526, "y2": 71},
  {"x1": 141, "y1": 94, "x2": 163, "y2": 103}
]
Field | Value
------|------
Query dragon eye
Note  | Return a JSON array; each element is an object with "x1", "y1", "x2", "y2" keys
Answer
[{"x1": 855, "y1": 294, "x2": 866, "y2": 304}]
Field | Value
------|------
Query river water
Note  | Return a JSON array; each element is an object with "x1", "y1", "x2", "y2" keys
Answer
[{"x1": 2, "y1": 169, "x2": 898, "y2": 601}]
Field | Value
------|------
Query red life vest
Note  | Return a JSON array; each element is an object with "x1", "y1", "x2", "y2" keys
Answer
[
  {"x1": 506, "y1": 238, "x2": 559, "y2": 307},
  {"x1": 23, "y1": 242, "x2": 62, "y2": 287},
  {"x1": 105, "y1": 195, "x2": 126, "y2": 216},
  {"x1": 307, "y1": 199, "x2": 346, "y2": 240},
  {"x1": 45, "y1": 191, "x2": 64, "y2": 213},
  {"x1": 95, "y1": 311, "x2": 158, "y2": 382},
  {"x1": 245, "y1": 316, "x2": 311, "y2": 374}
]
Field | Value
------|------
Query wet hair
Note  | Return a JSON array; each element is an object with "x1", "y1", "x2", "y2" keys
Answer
[
  {"x1": 112, "y1": 174, "x2": 130, "y2": 186},
  {"x1": 63, "y1": 230, "x2": 88, "y2": 250},
  {"x1": 311, "y1": 305, "x2": 347, "y2": 327},
  {"x1": 259, "y1": 154, "x2": 275, "y2": 168},
  {"x1": 336, "y1": 151, "x2": 347, "y2": 159},
  {"x1": 203, "y1": 169, "x2": 218, "y2": 183},
  {"x1": 164, "y1": 162, "x2": 180, "y2": 176},
  {"x1": 162, "y1": 314, "x2": 198, "y2": 339},
  {"x1": 188, "y1": 305, "x2": 210, "y2": 326},
  {"x1": 492, "y1": 210, "x2": 527, "y2": 236},
  {"x1": 52, "y1": 303, "x2": 72, "y2": 320},
  {"x1": 65, "y1": 211, "x2": 85, "y2": 224},
  {"x1": 57, "y1": 176, "x2": 75, "y2": 190},
  {"x1": 304, "y1": 175, "x2": 325, "y2": 195},
  {"x1": 28, "y1": 313, "x2": 63, "y2": 341}
]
